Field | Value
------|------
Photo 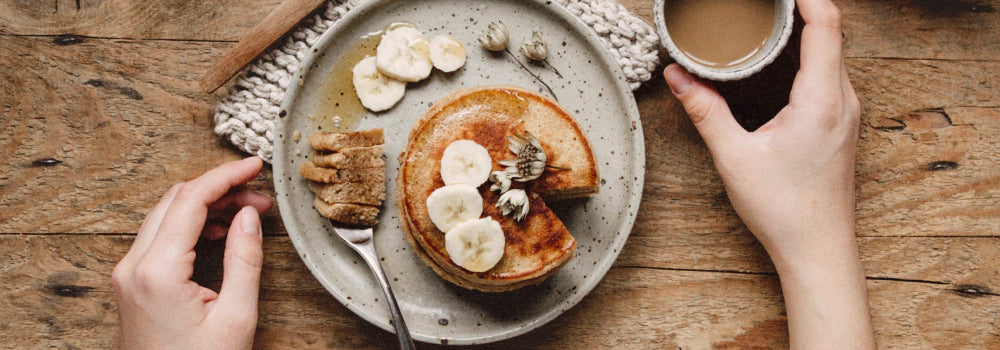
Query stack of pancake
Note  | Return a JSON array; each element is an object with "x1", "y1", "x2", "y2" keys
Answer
[
  {"x1": 397, "y1": 86, "x2": 599, "y2": 292},
  {"x1": 299, "y1": 128, "x2": 386, "y2": 227}
]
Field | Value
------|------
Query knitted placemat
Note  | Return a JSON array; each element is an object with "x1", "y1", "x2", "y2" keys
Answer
[{"x1": 213, "y1": 0, "x2": 660, "y2": 162}]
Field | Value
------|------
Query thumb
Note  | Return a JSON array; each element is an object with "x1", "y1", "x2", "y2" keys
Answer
[
  {"x1": 663, "y1": 64, "x2": 746, "y2": 153},
  {"x1": 215, "y1": 206, "x2": 263, "y2": 326}
]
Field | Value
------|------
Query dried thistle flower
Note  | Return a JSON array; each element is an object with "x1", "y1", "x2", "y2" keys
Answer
[
  {"x1": 499, "y1": 131, "x2": 547, "y2": 182},
  {"x1": 520, "y1": 31, "x2": 563, "y2": 78},
  {"x1": 488, "y1": 169, "x2": 516, "y2": 193},
  {"x1": 498, "y1": 131, "x2": 571, "y2": 184},
  {"x1": 478, "y1": 21, "x2": 509, "y2": 52},
  {"x1": 478, "y1": 21, "x2": 559, "y2": 101},
  {"x1": 497, "y1": 189, "x2": 530, "y2": 222},
  {"x1": 520, "y1": 31, "x2": 547, "y2": 60},
  {"x1": 490, "y1": 131, "x2": 570, "y2": 221}
]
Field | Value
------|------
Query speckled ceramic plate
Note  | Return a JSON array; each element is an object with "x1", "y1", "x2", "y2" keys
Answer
[{"x1": 274, "y1": 0, "x2": 644, "y2": 345}]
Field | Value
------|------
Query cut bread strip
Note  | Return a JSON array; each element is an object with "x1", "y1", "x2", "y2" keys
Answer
[
  {"x1": 311, "y1": 145, "x2": 385, "y2": 169},
  {"x1": 313, "y1": 198, "x2": 379, "y2": 227},
  {"x1": 308, "y1": 181, "x2": 385, "y2": 206},
  {"x1": 299, "y1": 162, "x2": 385, "y2": 184},
  {"x1": 309, "y1": 128, "x2": 384, "y2": 151}
]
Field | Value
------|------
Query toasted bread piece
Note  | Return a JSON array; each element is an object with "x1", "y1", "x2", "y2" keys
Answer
[
  {"x1": 313, "y1": 198, "x2": 379, "y2": 227},
  {"x1": 308, "y1": 181, "x2": 385, "y2": 206},
  {"x1": 299, "y1": 162, "x2": 385, "y2": 184},
  {"x1": 311, "y1": 145, "x2": 385, "y2": 169},
  {"x1": 397, "y1": 86, "x2": 597, "y2": 292},
  {"x1": 309, "y1": 128, "x2": 384, "y2": 151}
]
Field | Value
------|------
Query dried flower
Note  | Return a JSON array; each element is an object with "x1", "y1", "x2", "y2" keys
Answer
[
  {"x1": 489, "y1": 169, "x2": 516, "y2": 193},
  {"x1": 479, "y1": 21, "x2": 558, "y2": 101},
  {"x1": 478, "y1": 21, "x2": 509, "y2": 52},
  {"x1": 497, "y1": 189, "x2": 530, "y2": 222},
  {"x1": 520, "y1": 31, "x2": 547, "y2": 60},
  {"x1": 499, "y1": 131, "x2": 547, "y2": 181},
  {"x1": 520, "y1": 31, "x2": 563, "y2": 78},
  {"x1": 489, "y1": 132, "x2": 570, "y2": 221}
]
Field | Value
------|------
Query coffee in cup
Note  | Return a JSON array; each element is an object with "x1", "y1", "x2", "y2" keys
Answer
[
  {"x1": 664, "y1": 0, "x2": 775, "y2": 69},
  {"x1": 654, "y1": 0, "x2": 796, "y2": 81}
]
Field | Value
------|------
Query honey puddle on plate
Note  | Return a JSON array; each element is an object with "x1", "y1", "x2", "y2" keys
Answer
[
  {"x1": 664, "y1": 0, "x2": 776, "y2": 68},
  {"x1": 309, "y1": 31, "x2": 383, "y2": 132}
]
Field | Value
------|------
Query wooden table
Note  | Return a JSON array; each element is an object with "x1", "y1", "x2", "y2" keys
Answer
[{"x1": 2, "y1": 0, "x2": 998, "y2": 348}]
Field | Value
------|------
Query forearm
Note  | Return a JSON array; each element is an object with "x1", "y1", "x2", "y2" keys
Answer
[{"x1": 769, "y1": 232, "x2": 876, "y2": 350}]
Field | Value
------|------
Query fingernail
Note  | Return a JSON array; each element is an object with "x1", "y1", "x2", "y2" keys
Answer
[
  {"x1": 665, "y1": 64, "x2": 694, "y2": 95},
  {"x1": 240, "y1": 206, "x2": 262, "y2": 238}
]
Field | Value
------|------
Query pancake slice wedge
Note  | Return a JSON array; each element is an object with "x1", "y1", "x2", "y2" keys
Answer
[
  {"x1": 299, "y1": 162, "x2": 385, "y2": 184},
  {"x1": 314, "y1": 198, "x2": 380, "y2": 227},
  {"x1": 302, "y1": 128, "x2": 387, "y2": 228},
  {"x1": 308, "y1": 181, "x2": 385, "y2": 206},
  {"x1": 311, "y1": 145, "x2": 385, "y2": 169},
  {"x1": 309, "y1": 128, "x2": 385, "y2": 151}
]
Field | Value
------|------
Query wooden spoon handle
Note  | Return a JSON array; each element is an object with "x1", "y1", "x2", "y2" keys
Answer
[{"x1": 199, "y1": 0, "x2": 328, "y2": 93}]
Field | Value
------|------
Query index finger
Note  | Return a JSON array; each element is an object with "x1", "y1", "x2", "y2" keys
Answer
[
  {"x1": 145, "y1": 157, "x2": 264, "y2": 262},
  {"x1": 790, "y1": 0, "x2": 845, "y2": 105},
  {"x1": 125, "y1": 183, "x2": 182, "y2": 261}
]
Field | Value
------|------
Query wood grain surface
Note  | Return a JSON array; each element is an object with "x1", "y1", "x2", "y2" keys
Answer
[
  {"x1": 198, "y1": 0, "x2": 328, "y2": 92},
  {"x1": 2, "y1": 0, "x2": 998, "y2": 349}
]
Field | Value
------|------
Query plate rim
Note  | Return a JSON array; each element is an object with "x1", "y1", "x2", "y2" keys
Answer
[{"x1": 274, "y1": 0, "x2": 646, "y2": 344}]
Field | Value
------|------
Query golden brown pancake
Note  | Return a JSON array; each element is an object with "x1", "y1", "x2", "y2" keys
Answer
[{"x1": 397, "y1": 85, "x2": 599, "y2": 292}]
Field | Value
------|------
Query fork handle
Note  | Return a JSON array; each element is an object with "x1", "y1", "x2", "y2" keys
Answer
[{"x1": 353, "y1": 240, "x2": 416, "y2": 350}]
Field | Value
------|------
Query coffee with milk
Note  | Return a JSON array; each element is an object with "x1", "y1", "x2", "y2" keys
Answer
[{"x1": 663, "y1": 0, "x2": 776, "y2": 69}]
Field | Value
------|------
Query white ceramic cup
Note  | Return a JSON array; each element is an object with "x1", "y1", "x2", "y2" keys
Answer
[{"x1": 654, "y1": 0, "x2": 796, "y2": 81}]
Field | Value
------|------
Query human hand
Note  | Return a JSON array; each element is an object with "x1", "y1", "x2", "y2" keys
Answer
[
  {"x1": 112, "y1": 157, "x2": 272, "y2": 350},
  {"x1": 664, "y1": 0, "x2": 875, "y2": 348},
  {"x1": 663, "y1": 0, "x2": 860, "y2": 271}
]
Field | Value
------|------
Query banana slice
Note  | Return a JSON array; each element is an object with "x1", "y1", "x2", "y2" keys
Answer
[
  {"x1": 440, "y1": 140, "x2": 492, "y2": 187},
  {"x1": 351, "y1": 56, "x2": 405, "y2": 112},
  {"x1": 375, "y1": 26, "x2": 433, "y2": 82},
  {"x1": 426, "y1": 184, "x2": 483, "y2": 233},
  {"x1": 445, "y1": 217, "x2": 505, "y2": 272},
  {"x1": 429, "y1": 35, "x2": 466, "y2": 72}
]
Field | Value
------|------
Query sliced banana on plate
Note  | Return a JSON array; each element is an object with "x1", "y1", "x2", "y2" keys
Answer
[
  {"x1": 426, "y1": 184, "x2": 484, "y2": 233},
  {"x1": 445, "y1": 217, "x2": 505, "y2": 272},
  {"x1": 429, "y1": 35, "x2": 466, "y2": 73},
  {"x1": 351, "y1": 56, "x2": 406, "y2": 112},
  {"x1": 440, "y1": 140, "x2": 492, "y2": 187},
  {"x1": 375, "y1": 26, "x2": 433, "y2": 82}
]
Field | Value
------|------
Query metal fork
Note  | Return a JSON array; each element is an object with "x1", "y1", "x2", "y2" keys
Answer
[{"x1": 332, "y1": 227, "x2": 416, "y2": 350}]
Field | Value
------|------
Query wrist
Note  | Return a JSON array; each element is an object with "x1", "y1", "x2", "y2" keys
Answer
[
  {"x1": 764, "y1": 227, "x2": 862, "y2": 277},
  {"x1": 765, "y1": 230, "x2": 876, "y2": 349},
  {"x1": 772, "y1": 240, "x2": 866, "y2": 303}
]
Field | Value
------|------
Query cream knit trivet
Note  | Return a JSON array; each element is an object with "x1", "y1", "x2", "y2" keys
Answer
[{"x1": 213, "y1": 0, "x2": 660, "y2": 162}]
